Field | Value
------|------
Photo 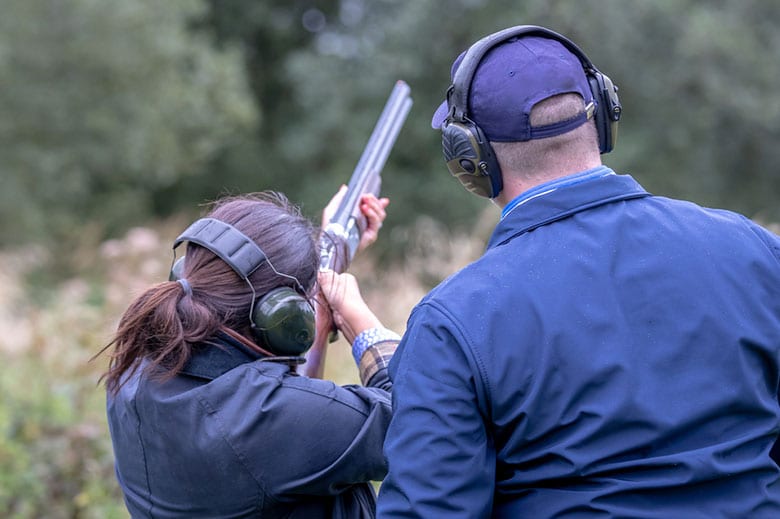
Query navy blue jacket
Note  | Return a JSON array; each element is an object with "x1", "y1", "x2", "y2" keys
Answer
[
  {"x1": 378, "y1": 168, "x2": 780, "y2": 518},
  {"x1": 107, "y1": 334, "x2": 392, "y2": 518}
]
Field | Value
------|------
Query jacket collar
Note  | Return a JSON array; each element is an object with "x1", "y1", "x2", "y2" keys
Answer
[
  {"x1": 488, "y1": 169, "x2": 650, "y2": 249},
  {"x1": 180, "y1": 332, "x2": 264, "y2": 381}
]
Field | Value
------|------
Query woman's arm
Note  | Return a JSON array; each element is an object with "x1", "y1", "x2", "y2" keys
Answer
[{"x1": 318, "y1": 270, "x2": 398, "y2": 389}]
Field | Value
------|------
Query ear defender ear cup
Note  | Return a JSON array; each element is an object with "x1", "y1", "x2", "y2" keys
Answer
[
  {"x1": 441, "y1": 119, "x2": 503, "y2": 198},
  {"x1": 251, "y1": 287, "x2": 316, "y2": 356},
  {"x1": 587, "y1": 71, "x2": 621, "y2": 153}
]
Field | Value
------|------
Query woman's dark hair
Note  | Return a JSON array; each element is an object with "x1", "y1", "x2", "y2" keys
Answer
[{"x1": 98, "y1": 191, "x2": 319, "y2": 394}]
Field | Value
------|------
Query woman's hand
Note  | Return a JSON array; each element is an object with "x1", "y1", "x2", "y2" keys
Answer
[
  {"x1": 321, "y1": 185, "x2": 390, "y2": 253},
  {"x1": 321, "y1": 185, "x2": 348, "y2": 226},
  {"x1": 318, "y1": 269, "x2": 382, "y2": 345},
  {"x1": 357, "y1": 193, "x2": 389, "y2": 253}
]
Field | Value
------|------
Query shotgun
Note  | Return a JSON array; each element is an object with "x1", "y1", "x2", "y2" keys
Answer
[{"x1": 304, "y1": 80, "x2": 413, "y2": 378}]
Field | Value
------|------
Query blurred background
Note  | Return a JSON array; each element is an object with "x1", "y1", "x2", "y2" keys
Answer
[{"x1": 1, "y1": 0, "x2": 778, "y2": 516}]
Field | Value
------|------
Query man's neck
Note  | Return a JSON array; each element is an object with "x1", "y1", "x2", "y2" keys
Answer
[
  {"x1": 495, "y1": 159, "x2": 602, "y2": 208},
  {"x1": 496, "y1": 165, "x2": 615, "y2": 221}
]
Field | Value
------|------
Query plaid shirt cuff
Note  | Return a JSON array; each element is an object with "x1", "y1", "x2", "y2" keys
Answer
[{"x1": 352, "y1": 327, "x2": 400, "y2": 385}]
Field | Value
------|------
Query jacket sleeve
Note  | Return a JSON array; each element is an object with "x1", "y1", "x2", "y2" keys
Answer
[
  {"x1": 377, "y1": 302, "x2": 496, "y2": 519},
  {"x1": 746, "y1": 218, "x2": 780, "y2": 465},
  {"x1": 209, "y1": 364, "x2": 393, "y2": 501},
  {"x1": 748, "y1": 219, "x2": 780, "y2": 264}
]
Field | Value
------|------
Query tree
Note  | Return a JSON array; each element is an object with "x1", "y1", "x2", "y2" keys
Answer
[
  {"x1": 221, "y1": 0, "x2": 780, "y2": 246},
  {"x1": 0, "y1": 0, "x2": 257, "y2": 248},
  {"x1": 4, "y1": 0, "x2": 777, "y2": 255}
]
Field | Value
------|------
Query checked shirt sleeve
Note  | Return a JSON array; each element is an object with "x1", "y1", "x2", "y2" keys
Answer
[{"x1": 351, "y1": 327, "x2": 400, "y2": 386}]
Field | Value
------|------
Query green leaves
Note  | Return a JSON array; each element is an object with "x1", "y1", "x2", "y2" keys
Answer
[
  {"x1": 0, "y1": 0, "x2": 257, "y2": 246},
  {"x1": 3, "y1": 0, "x2": 779, "y2": 254}
]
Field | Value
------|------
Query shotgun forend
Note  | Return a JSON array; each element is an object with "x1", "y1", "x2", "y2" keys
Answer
[{"x1": 319, "y1": 80, "x2": 413, "y2": 273}]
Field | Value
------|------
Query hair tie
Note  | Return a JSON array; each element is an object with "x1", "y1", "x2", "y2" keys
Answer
[{"x1": 177, "y1": 278, "x2": 193, "y2": 297}]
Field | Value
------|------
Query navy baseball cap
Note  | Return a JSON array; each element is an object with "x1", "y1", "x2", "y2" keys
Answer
[{"x1": 431, "y1": 35, "x2": 595, "y2": 142}]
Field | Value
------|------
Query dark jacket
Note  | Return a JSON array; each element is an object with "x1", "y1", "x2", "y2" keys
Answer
[
  {"x1": 107, "y1": 333, "x2": 392, "y2": 518},
  {"x1": 378, "y1": 168, "x2": 780, "y2": 518}
]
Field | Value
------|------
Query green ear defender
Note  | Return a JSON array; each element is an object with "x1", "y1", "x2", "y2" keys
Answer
[
  {"x1": 251, "y1": 287, "x2": 315, "y2": 356},
  {"x1": 172, "y1": 218, "x2": 316, "y2": 357}
]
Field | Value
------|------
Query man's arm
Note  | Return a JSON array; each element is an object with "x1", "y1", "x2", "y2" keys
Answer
[{"x1": 377, "y1": 303, "x2": 496, "y2": 518}]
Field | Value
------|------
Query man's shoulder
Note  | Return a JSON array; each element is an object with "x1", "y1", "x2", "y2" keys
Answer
[
  {"x1": 648, "y1": 195, "x2": 780, "y2": 245},
  {"x1": 414, "y1": 247, "x2": 524, "y2": 323},
  {"x1": 421, "y1": 255, "x2": 492, "y2": 300}
]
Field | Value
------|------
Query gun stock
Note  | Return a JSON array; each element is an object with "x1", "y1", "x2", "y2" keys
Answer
[{"x1": 304, "y1": 81, "x2": 412, "y2": 379}]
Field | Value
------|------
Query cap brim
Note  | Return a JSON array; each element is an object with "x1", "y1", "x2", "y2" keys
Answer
[{"x1": 431, "y1": 99, "x2": 449, "y2": 129}]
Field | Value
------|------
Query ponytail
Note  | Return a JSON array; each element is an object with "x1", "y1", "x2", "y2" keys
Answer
[{"x1": 99, "y1": 278, "x2": 220, "y2": 395}]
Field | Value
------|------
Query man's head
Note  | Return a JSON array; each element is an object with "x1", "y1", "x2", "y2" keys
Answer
[{"x1": 432, "y1": 25, "x2": 621, "y2": 201}]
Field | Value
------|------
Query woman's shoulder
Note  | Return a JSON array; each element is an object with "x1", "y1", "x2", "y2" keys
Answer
[{"x1": 202, "y1": 360, "x2": 390, "y2": 418}]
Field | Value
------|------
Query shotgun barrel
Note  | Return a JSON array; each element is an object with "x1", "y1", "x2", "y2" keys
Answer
[{"x1": 305, "y1": 80, "x2": 413, "y2": 378}]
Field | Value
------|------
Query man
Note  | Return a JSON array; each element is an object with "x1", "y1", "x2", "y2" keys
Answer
[{"x1": 377, "y1": 25, "x2": 780, "y2": 518}]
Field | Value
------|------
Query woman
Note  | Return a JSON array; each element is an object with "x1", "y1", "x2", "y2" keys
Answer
[{"x1": 99, "y1": 190, "x2": 399, "y2": 518}]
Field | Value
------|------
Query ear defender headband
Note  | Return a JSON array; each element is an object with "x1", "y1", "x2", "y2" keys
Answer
[
  {"x1": 441, "y1": 25, "x2": 622, "y2": 199},
  {"x1": 171, "y1": 218, "x2": 315, "y2": 357}
]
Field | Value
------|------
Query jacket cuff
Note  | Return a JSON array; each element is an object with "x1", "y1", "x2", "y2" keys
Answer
[{"x1": 352, "y1": 327, "x2": 400, "y2": 385}]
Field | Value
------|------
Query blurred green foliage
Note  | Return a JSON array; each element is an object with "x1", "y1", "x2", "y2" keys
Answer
[
  {"x1": 1, "y1": 350, "x2": 125, "y2": 518},
  {"x1": 0, "y1": 249, "x2": 132, "y2": 517},
  {"x1": 192, "y1": 0, "x2": 780, "y2": 248},
  {"x1": 0, "y1": 0, "x2": 255, "y2": 250},
  {"x1": 3, "y1": 0, "x2": 779, "y2": 260}
]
